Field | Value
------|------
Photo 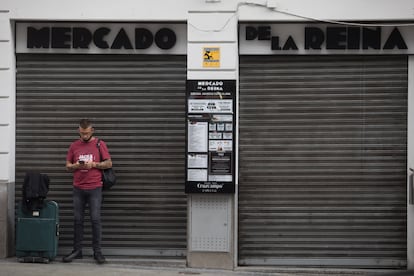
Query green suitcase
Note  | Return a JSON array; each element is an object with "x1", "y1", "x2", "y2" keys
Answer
[{"x1": 16, "y1": 200, "x2": 59, "y2": 263}]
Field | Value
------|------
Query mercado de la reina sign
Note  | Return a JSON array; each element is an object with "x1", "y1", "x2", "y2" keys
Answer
[
  {"x1": 239, "y1": 23, "x2": 414, "y2": 55},
  {"x1": 17, "y1": 22, "x2": 414, "y2": 55}
]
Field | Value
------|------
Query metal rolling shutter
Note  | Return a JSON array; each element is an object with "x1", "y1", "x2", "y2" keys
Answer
[
  {"x1": 238, "y1": 55, "x2": 408, "y2": 267},
  {"x1": 16, "y1": 54, "x2": 187, "y2": 257}
]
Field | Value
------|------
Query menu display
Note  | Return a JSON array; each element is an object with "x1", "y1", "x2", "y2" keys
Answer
[{"x1": 185, "y1": 80, "x2": 236, "y2": 193}]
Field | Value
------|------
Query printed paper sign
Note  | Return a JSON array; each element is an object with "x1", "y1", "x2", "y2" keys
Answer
[{"x1": 188, "y1": 99, "x2": 233, "y2": 113}]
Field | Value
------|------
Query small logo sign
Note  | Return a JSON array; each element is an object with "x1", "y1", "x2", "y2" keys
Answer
[{"x1": 203, "y1": 47, "x2": 220, "y2": 68}]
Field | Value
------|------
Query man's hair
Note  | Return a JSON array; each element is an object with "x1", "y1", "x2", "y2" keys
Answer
[{"x1": 79, "y1": 119, "x2": 93, "y2": 129}]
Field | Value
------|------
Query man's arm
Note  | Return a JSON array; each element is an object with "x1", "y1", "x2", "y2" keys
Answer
[
  {"x1": 93, "y1": 159, "x2": 112, "y2": 170},
  {"x1": 66, "y1": 159, "x2": 111, "y2": 171},
  {"x1": 66, "y1": 160, "x2": 82, "y2": 172}
]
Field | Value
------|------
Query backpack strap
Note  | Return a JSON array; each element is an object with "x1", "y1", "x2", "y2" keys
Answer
[{"x1": 96, "y1": 138, "x2": 103, "y2": 162}]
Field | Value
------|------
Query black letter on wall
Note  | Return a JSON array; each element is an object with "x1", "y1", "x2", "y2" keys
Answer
[
  {"x1": 155, "y1": 28, "x2": 176, "y2": 50},
  {"x1": 245, "y1": 26, "x2": 258, "y2": 40},
  {"x1": 135, "y1": 28, "x2": 153, "y2": 49},
  {"x1": 362, "y1": 27, "x2": 381, "y2": 50},
  {"x1": 283, "y1": 36, "x2": 298, "y2": 50},
  {"x1": 27, "y1": 27, "x2": 50, "y2": 48},
  {"x1": 383, "y1": 27, "x2": 408, "y2": 50},
  {"x1": 72, "y1": 28, "x2": 92, "y2": 49},
  {"x1": 93, "y1": 27, "x2": 110, "y2": 49},
  {"x1": 305, "y1": 27, "x2": 324, "y2": 49},
  {"x1": 326, "y1": 27, "x2": 346, "y2": 49},
  {"x1": 51, "y1": 27, "x2": 71, "y2": 48},
  {"x1": 111, "y1": 28, "x2": 133, "y2": 49},
  {"x1": 347, "y1": 27, "x2": 360, "y2": 49}
]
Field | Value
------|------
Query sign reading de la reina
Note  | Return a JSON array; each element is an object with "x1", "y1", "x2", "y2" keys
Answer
[
  {"x1": 16, "y1": 22, "x2": 187, "y2": 54},
  {"x1": 239, "y1": 24, "x2": 414, "y2": 55}
]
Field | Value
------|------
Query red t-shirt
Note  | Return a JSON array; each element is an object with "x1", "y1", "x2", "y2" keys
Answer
[{"x1": 66, "y1": 137, "x2": 111, "y2": 190}]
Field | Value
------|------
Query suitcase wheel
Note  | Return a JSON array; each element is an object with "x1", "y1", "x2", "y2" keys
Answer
[{"x1": 18, "y1": 256, "x2": 50, "y2": 263}]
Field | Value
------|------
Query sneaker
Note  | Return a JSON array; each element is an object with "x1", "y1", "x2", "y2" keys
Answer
[
  {"x1": 93, "y1": 252, "x2": 106, "y2": 264},
  {"x1": 62, "y1": 249, "x2": 82, "y2": 263}
]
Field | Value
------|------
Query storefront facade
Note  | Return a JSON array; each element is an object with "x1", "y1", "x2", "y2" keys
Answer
[
  {"x1": 14, "y1": 22, "x2": 188, "y2": 258},
  {"x1": 1, "y1": 0, "x2": 414, "y2": 270}
]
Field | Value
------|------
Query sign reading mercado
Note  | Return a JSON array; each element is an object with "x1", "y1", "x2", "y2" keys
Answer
[
  {"x1": 239, "y1": 23, "x2": 414, "y2": 55},
  {"x1": 16, "y1": 22, "x2": 187, "y2": 54}
]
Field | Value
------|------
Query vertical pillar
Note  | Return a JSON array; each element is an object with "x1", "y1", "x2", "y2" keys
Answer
[
  {"x1": 0, "y1": 180, "x2": 14, "y2": 258},
  {"x1": 408, "y1": 56, "x2": 414, "y2": 269},
  {"x1": 187, "y1": 9, "x2": 238, "y2": 270},
  {"x1": 0, "y1": 11, "x2": 15, "y2": 258}
]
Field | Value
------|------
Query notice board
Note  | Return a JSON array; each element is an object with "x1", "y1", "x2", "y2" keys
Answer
[{"x1": 186, "y1": 80, "x2": 236, "y2": 193}]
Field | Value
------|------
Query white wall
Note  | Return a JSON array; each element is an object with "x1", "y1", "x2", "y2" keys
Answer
[
  {"x1": 3, "y1": 0, "x2": 188, "y2": 21},
  {"x1": 0, "y1": 14, "x2": 14, "y2": 182},
  {"x1": 237, "y1": 0, "x2": 414, "y2": 21},
  {"x1": 2, "y1": 0, "x2": 413, "y2": 21}
]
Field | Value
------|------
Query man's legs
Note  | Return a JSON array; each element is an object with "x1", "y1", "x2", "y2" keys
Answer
[
  {"x1": 62, "y1": 187, "x2": 85, "y2": 262},
  {"x1": 89, "y1": 187, "x2": 102, "y2": 253},
  {"x1": 73, "y1": 187, "x2": 86, "y2": 251},
  {"x1": 89, "y1": 187, "x2": 106, "y2": 264}
]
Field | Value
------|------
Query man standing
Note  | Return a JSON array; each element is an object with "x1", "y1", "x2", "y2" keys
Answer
[{"x1": 63, "y1": 119, "x2": 112, "y2": 264}]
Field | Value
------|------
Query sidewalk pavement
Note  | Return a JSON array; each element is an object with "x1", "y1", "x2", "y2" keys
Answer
[{"x1": 0, "y1": 257, "x2": 409, "y2": 276}]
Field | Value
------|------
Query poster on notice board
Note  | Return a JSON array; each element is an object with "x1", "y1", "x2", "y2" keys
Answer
[{"x1": 185, "y1": 80, "x2": 236, "y2": 193}]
